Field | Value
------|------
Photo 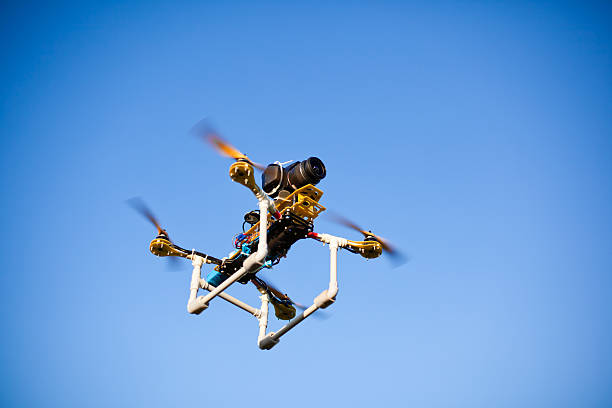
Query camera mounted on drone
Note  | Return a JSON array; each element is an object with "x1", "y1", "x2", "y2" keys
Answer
[{"x1": 261, "y1": 157, "x2": 326, "y2": 199}]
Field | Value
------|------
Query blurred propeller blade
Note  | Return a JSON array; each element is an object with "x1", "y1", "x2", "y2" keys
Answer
[
  {"x1": 253, "y1": 276, "x2": 291, "y2": 302},
  {"x1": 252, "y1": 276, "x2": 329, "y2": 319},
  {"x1": 128, "y1": 197, "x2": 186, "y2": 270},
  {"x1": 329, "y1": 212, "x2": 369, "y2": 236},
  {"x1": 192, "y1": 119, "x2": 265, "y2": 170},
  {"x1": 208, "y1": 133, "x2": 248, "y2": 161},
  {"x1": 326, "y1": 210, "x2": 407, "y2": 266},
  {"x1": 127, "y1": 197, "x2": 172, "y2": 243}
]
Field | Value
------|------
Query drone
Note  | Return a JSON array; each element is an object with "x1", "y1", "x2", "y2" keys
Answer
[{"x1": 130, "y1": 122, "x2": 403, "y2": 350}]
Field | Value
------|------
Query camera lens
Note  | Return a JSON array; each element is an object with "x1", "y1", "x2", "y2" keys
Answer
[
  {"x1": 262, "y1": 157, "x2": 326, "y2": 198},
  {"x1": 306, "y1": 157, "x2": 326, "y2": 179},
  {"x1": 287, "y1": 157, "x2": 326, "y2": 189}
]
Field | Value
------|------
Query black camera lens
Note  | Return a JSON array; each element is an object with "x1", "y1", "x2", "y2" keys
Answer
[
  {"x1": 261, "y1": 157, "x2": 326, "y2": 198},
  {"x1": 287, "y1": 157, "x2": 326, "y2": 189},
  {"x1": 307, "y1": 157, "x2": 325, "y2": 179}
]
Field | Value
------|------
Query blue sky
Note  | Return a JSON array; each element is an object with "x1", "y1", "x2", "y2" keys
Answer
[{"x1": 1, "y1": 1, "x2": 611, "y2": 407}]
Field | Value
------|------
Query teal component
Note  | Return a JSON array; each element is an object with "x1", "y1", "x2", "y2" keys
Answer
[{"x1": 206, "y1": 270, "x2": 227, "y2": 286}]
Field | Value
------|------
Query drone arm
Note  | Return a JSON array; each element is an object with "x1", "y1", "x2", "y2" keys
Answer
[{"x1": 309, "y1": 232, "x2": 382, "y2": 259}]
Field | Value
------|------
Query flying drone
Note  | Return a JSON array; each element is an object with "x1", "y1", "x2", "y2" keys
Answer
[{"x1": 130, "y1": 122, "x2": 403, "y2": 350}]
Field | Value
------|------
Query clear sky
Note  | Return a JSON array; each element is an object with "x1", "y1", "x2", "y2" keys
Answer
[{"x1": 1, "y1": 1, "x2": 611, "y2": 407}]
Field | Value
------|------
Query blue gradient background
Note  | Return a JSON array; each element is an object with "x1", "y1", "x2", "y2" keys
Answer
[{"x1": 1, "y1": 1, "x2": 611, "y2": 407}]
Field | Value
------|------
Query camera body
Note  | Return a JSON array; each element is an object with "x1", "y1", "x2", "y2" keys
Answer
[{"x1": 261, "y1": 157, "x2": 326, "y2": 198}]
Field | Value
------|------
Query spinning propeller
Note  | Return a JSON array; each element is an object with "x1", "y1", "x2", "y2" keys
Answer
[
  {"x1": 127, "y1": 197, "x2": 180, "y2": 269},
  {"x1": 192, "y1": 119, "x2": 265, "y2": 170},
  {"x1": 252, "y1": 276, "x2": 300, "y2": 307},
  {"x1": 252, "y1": 276, "x2": 328, "y2": 319},
  {"x1": 328, "y1": 212, "x2": 407, "y2": 265}
]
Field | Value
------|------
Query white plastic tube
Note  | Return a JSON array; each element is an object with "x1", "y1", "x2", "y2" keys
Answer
[
  {"x1": 259, "y1": 236, "x2": 342, "y2": 349},
  {"x1": 327, "y1": 240, "x2": 339, "y2": 299},
  {"x1": 200, "y1": 280, "x2": 259, "y2": 316},
  {"x1": 199, "y1": 199, "x2": 269, "y2": 306},
  {"x1": 258, "y1": 294, "x2": 270, "y2": 343}
]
